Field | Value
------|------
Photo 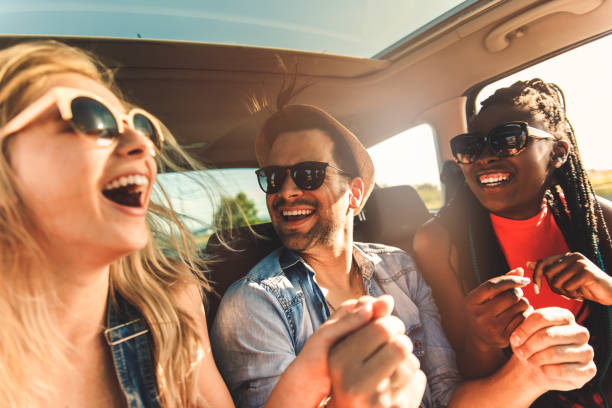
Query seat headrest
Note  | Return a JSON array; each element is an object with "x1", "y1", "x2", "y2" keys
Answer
[{"x1": 355, "y1": 185, "x2": 431, "y2": 246}]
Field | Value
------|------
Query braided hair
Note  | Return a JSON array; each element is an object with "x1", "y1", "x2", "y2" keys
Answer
[
  {"x1": 481, "y1": 79, "x2": 610, "y2": 267},
  {"x1": 438, "y1": 78, "x2": 612, "y2": 387}
]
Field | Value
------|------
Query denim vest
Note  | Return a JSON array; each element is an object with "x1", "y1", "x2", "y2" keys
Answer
[
  {"x1": 105, "y1": 293, "x2": 162, "y2": 408},
  {"x1": 211, "y1": 242, "x2": 461, "y2": 408}
]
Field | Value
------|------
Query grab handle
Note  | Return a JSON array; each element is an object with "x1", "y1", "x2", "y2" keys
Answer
[{"x1": 485, "y1": 0, "x2": 604, "y2": 52}]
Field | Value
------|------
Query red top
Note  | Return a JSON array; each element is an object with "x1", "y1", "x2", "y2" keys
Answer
[{"x1": 490, "y1": 204, "x2": 586, "y2": 320}]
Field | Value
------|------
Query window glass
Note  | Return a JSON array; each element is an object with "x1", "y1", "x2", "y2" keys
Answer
[
  {"x1": 1, "y1": 0, "x2": 474, "y2": 58},
  {"x1": 155, "y1": 168, "x2": 269, "y2": 245},
  {"x1": 475, "y1": 34, "x2": 612, "y2": 201},
  {"x1": 367, "y1": 124, "x2": 442, "y2": 210}
]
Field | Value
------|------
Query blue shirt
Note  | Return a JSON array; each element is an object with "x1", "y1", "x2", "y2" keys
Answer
[{"x1": 211, "y1": 242, "x2": 461, "y2": 408}]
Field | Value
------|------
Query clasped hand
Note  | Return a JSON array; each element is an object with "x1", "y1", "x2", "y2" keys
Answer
[
  {"x1": 294, "y1": 295, "x2": 426, "y2": 408},
  {"x1": 510, "y1": 307, "x2": 596, "y2": 392},
  {"x1": 465, "y1": 271, "x2": 596, "y2": 393}
]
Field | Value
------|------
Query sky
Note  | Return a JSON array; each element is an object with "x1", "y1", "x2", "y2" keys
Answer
[{"x1": 0, "y1": 0, "x2": 469, "y2": 58}]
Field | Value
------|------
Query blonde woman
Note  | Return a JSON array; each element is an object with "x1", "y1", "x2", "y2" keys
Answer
[{"x1": 0, "y1": 41, "x2": 418, "y2": 408}]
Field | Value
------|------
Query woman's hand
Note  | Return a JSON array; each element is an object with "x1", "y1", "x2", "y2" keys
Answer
[
  {"x1": 529, "y1": 252, "x2": 612, "y2": 305},
  {"x1": 464, "y1": 268, "x2": 532, "y2": 350}
]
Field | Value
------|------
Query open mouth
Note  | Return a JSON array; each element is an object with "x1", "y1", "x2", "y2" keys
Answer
[
  {"x1": 281, "y1": 208, "x2": 314, "y2": 222},
  {"x1": 102, "y1": 175, "x2": 149, "y2": 208},
  {"x1": 477, "y1": 172, "x2": 512, "y2": 188}
]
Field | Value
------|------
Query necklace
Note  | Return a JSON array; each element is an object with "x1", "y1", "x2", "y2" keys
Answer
[
  {"x1": 325, "y1": 299, "x2": 336, "y2": 313},
  {"x1": 324, "y1": 261, "x2": 363, "y2": 314}
]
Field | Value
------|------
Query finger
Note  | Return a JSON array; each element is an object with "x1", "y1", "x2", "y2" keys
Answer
[
  {"x1": 500, "y1": 299, "x2": 531, "y2": 338},
  {"x1": 513, "y1": 322, "x2": 589, "y2": 361},
  {"x1": 529, "y1": 253, "x2": 574, "y2": 294},
  {"x1": 328, "y1": 299, "x2": 360, "y2": 321},
  {"x1": 391, "y1": 361, "x2": 423, "y2": 389},
  {"x1": 359, "y1": 335, "x2": 414, "y2": 392},
  {"x1": 504, "y1": 312, "x2": 527, "y2": 340},
  {"x1": 527, "y1": 343, "x2": 594, "y2": 367},
  {"x1": 467, "y1": 275, "x2": 531, "y2": 304},
  {"x1": 490, "y1": 287, "x2": 528, "y2": 317},
  {"x1": 506, "y1": 267, "x2": 525, "y2": 277},
  {"x1": 331, "y1": 315, "x2": 407, "y2": 364},
  {"x1": 371, "y1": 295, "x2": 395, "y2": 319},
  {"x1": 548, "y1": 265, "x2": 582, "y2": 297},
  {"x1": 388, "y1": 348, "x2": 424, "y2": 395},
  {"x1": 540, "y1": 361, "x2": 597, "y2": 389},
  {"x1": 335, "y1": 295, "x2": 375, "y2": 314},
  {"x1": 330, "y1": 295, "x2": 381, "y2": 322},
  {"x1": 391, "y1": 367, "x2": 427, "y2": 408},
  {"x1": 563, "y1": 271, "x2": 591, "y2": 294},
  {"x1": 317, "y1": 303, "x2": 376, "y2": 347},
  {"x1": 510, "y1": 307, "x2": 575, "y2": 349}
]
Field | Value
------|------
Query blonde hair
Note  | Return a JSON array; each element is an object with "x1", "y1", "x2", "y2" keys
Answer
[{"x1": 0, "y1": 40, "x2": 211, "y2": 407}]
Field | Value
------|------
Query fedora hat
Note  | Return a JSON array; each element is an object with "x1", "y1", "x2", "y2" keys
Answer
[{"x1": 255, "y1": 104, "x2": 374, "y2": 213}]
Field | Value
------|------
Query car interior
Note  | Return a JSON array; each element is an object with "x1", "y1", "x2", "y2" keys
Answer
[{"x1": 2, "y1": 0, "x2": 611, "y2": 325}]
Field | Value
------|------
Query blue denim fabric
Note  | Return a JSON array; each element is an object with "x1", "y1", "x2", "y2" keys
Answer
[
  {"x1": 211, "y1": 242, "x2": 461, "y2": 408},
  {"x1": 105, "y1": 294, "x2": 162, "y2": 408}
]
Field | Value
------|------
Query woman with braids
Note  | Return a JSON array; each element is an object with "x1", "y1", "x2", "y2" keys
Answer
[
  {"x1": 414, "y1": 78, "x2": 612, "y2": 407},
  {"x1": 0, "y1": 40, "x2": 402, "y2": 408}
]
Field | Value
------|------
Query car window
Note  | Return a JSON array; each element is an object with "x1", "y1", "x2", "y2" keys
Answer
[
  {"x1": 474, "y1": 34, "x2": 612, "y2": 201},
  {"x1": 155, "y1": 168, "x2": 270, "y2": 245},
  {"x1": 367, "y1": 124, "x2": 442, "y2": 210}
]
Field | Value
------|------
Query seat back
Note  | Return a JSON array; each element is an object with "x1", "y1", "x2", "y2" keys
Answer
[
  {"x1": 354, "y1": 185, "x2": 431, "y2": 253},
  {"x1": 203, "y1": 222, "x2": 281, "y2": 327},
  {"x1": 440, "y1": 160, "x2": 464, "y2": 205}
]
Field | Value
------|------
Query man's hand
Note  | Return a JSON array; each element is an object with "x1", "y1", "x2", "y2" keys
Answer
[
  {"x1": 326, "y1": 296, "x2": 426, "y2": 408},
  {"x1": 510, "y1": 307, "x2": 596, "y2": 392},
  {"x1": 464, "y1": 268, "x2": 531, "y2": 350},
  {"x1": 528, "y1": 253, "x2": 612, "y2": 305}
]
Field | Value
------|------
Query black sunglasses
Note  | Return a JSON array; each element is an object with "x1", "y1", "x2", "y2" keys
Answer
[
  {"x1": 450, "y1": 121, "x2": 555, "y2": 164},
  {"x1": 255, "y1": 161, "x2": 351, "y2": 194}
]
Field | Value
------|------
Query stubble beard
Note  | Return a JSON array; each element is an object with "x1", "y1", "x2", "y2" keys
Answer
[{"x1": 277, "y1": 216, "x2": 338, "y2": 253}]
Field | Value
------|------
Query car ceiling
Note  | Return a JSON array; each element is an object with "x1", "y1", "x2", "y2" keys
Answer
[{"x1": 1, "y1": 0, "x2": 610, "y2": 169}]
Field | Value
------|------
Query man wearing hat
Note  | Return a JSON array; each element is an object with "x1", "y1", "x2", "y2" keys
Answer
[{"x1": 211, "y1": 105, "x2": 596, "y2": 408}]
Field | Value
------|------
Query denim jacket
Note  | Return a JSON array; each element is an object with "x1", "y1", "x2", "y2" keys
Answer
[
  {"x1": 211, "y1": 242, "x2": 461, "y2": 408},
  {"x1": 105, "y1": 293, "x2": 162, "y2": 408}
]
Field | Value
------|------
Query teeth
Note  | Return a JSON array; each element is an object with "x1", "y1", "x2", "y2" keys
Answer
[
  {"x1": 103, "y1": 174, "x2": 149, "y2": 191},
  {"x1": 282, "y1": 209, "x2": 313, "y2": 216},
  {"x1": 479, "y1": 173, "x2": 510, "y2": 185}
]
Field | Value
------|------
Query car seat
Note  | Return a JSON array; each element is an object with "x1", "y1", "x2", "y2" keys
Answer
[{"x1": 354, "y1": 185, "x2": 431, "y2": 254}]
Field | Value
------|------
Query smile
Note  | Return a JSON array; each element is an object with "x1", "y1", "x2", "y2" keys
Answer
[
  {"x1": 281, "y1": 208, "x2": 314, "y2": 221},
  {"x1": 478, "y1": 172, "x2": 512, "y2": 187},
  {"x1": 102, "y1": 174, "x2": 149, "y2": 208}
]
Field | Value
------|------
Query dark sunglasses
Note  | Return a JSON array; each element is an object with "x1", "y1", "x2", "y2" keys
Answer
[
  {"x1": 255, "y1": 161, "x2": 351, "y2": 194},
  {"x1": 450, "y1": 121, "x2": 555, "y2": 164},
  {"x1": 0, "y1": 87, "x2": 164, "y2": 151}
]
